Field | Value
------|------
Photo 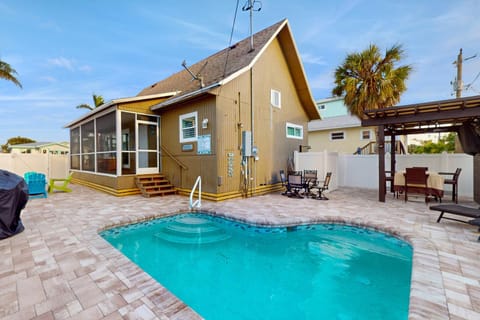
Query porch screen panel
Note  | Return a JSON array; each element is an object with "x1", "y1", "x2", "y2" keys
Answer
[
  {"x1": 70, "y1": 127, "x2": 80, "y2": 170},
  {"x1": 121, "y1": 112, "x2": 136, "y2": 175},
  {"x1": 96, "y1": 112, "x2": 116, "y2": 174},
  {"x1": 81, "y1": 120, "x2": 95, "y2": 172}
]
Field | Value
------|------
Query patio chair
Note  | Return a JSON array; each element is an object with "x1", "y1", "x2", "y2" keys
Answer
[
  {"x1": 404, "y1": 167, "x2": 429, "y2": 203},
  {"x1": 311, "y1": 172, "x2": 332, "y2": 200},
  {"x1": 286, "y1": 171, "x2": 304, "y2": 198},
  {"x1": 438, "y1": 168, "x2": 462, "y2": 203},
  {"x1": 430, "y1": 204, "x2": 480, "y2": 224},
  {"x1": 48, "y1": 173, "x2": 73, "y2": 193},
  {"x1": 24, "y1": 171, "x2": 47, "y2": 199},
  {"x1": 303, "y1": 169, "x2": 317, "y2": 197}
]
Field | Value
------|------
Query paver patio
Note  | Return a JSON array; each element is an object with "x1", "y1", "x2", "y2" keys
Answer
[{"x1": 1, "y1": 184, "x2": 479, "y2": 319}]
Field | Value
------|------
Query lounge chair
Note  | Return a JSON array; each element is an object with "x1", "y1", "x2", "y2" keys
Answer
[
  {"x1": 24, "y1": 171, "x2": 47, "y2": 199},
  {"x1": 310, "y1": 172, "x2": 332, "y2": 200},
  {"x1": 430, "y1": 204, "x2": 480, "y2": 223},
  {"x1": 48, "y1": 173, "x2": 73, "y2": 193}
]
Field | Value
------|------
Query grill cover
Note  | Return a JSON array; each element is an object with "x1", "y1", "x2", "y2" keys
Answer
[{"x1": 0, "y1": 170, "x2": 27, "y2": 239}]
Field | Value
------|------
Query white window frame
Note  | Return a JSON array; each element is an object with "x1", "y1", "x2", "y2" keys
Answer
[
  {"x1": 330, "y1": 131, "x2": 345, "y2": 141},
  {"x1": 179, "y1": 111, "x2": 198, "y2": 143},
  {"x1": 286, "y1": 122, "x2": 303, "y2": 140},
  {"x1": 361, "y1": 129, "x2": 372, "y2": 140},
  {"x1": 271, "y1": 89, "x2": 281, "y2": 108}
]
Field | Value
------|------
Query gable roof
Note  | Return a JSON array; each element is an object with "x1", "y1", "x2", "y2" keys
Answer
[
  {"x1": 140, "y1": 19, "x2": 319, "y2": 119},
  {"x1": 309, "y1": 115, "x2": 361, "y2": 132}
]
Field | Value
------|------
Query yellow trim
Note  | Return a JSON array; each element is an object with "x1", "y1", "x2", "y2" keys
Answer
[
  {"x1": 72, "y1": 178, "x2": 284, "y2": 200},
  {"x1": 71, "y1": 178, "x2": 141, "y2": 197},
  {"x1": 176, "y1": 183, "x2": 284, "y2": 202}
]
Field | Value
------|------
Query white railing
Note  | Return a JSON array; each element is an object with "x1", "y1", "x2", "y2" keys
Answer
[{"x1": 189, "y1": 176, "x2": 202, "y2": 209}]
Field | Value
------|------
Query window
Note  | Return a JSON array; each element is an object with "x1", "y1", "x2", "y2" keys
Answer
[
  {"x1": 286, "y1": 122, "x2": 303, "y2": 139},
  {"x1": 330, "y1": 131, "x2": 345, "y2": 140},
  {"x1": 317, "y1": 104, "x2": 325, "y2": 110},
  {"x1": 180, "y1": 112, "x2": 198, "y2": 143},
  {"x1": 271, "y1": 89, "x2": 281, "y2": 108},
  {"x1": 361, "y1": 130, "x2": 371, "y2": 140}
]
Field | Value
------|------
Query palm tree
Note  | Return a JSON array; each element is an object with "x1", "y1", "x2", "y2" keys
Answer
[
  {"x1": 76, "y1": 93, "x2": 105, "y2": 110},
  {"x1": 0, "y1": 60, "x2": 22, "y2": 88},
  {"x1": 332, "y1": 44, "x2": 412, "y2": 119}
]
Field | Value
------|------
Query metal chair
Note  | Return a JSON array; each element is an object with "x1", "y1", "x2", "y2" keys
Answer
[
  {"x1": 286, "y1": 171, "x2": 304, "y2": 198},
  {"x1": 311, "y1": 172, "x2": 332, "y2": 200},
  {"x1": 303, "y1": 169, "x2": 317, "y2": 197},
  {"x1": 439, "y1": 168, "x2": 462, "y2": 203}
]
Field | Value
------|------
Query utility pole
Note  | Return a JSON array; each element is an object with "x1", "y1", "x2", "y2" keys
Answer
[
  {"x1": 453, "y1": 48, "x2": 477, "y2": 98},
  {"x1": 242, "y1": 0, "x2": 261, "y2": 52},
  {"x1": 455, "y1": 49, "x2": 463, "y2": 98}
]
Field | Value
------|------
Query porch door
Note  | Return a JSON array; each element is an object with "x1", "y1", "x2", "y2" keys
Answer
[{"x1": 136, "y1": 120, "x2": 158, "y2": 174}]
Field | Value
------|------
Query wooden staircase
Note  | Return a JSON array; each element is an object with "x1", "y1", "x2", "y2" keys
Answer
[{"x1": 135, "y1": 174, "x2": 176, "y2": 198}]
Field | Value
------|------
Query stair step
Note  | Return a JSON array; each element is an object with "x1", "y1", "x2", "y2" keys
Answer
[{"x1": 135, "y1": 174, "x2": 176, "y2": 198}]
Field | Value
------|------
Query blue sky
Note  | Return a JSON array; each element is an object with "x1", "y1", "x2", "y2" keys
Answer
[{"x1": 1, "y1": 0, "x2": 479, "y2": 143}]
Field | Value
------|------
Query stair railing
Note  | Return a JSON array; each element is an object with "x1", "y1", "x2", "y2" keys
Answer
[{"x1": 189, "y1": 176, "x2": 202, "y2": 209}]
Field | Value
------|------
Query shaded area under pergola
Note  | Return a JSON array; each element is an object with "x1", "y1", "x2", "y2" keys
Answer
[{"x1": 361, "y1": 95, "x2": 480, "y2": 202}]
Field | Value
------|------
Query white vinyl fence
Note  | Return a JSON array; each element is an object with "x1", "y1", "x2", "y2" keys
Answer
[
  {"x1": 0, "y1": 153, "x2": 70, "y2": 180},
  {"x1": 295, "y1": 151, "x2": 474, "y2": 199}
]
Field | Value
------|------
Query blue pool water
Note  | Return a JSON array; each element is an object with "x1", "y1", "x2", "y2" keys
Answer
[{"x1": 101, "y1": 213, "x2": 412, "y2": 320}]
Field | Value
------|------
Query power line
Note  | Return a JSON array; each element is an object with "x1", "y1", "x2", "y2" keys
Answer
[{"x1": 222, "y1": 0, "x2": 240, "y2": 78}]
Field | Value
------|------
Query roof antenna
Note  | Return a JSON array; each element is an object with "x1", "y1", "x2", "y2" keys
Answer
[
  {"x1": 242, "y1": 0, "x2": 262, "y2": 52},
  {"x1": 181, "y1": 60, "x2": 207, "y2": 88}
]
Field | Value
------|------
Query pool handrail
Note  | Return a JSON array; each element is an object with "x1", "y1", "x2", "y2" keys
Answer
[{"x1": 189, "y1": 176, "x2": 202, "y2": 209}]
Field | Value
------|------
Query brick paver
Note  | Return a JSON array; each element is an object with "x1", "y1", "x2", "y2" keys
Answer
[{"x1": 1, "y1": 184, "x2": 479, "y2": 319}]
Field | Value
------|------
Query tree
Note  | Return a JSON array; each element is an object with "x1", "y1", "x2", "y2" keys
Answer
[
  {"x1": 332, "y1": 44, "x2": 412, "y2": 118},
  {"x1": 0, "y1": 59, "x2": 22, "y2": 88},
  {"x1": 76, "y1": 93, "x2": 104, "y2": 110},
  {"x1": 1, "y1": 136, "x2": 35, "y2": 153},
  {"x1": 408, "y1": 132, "x2": 456, "y2": 154}
]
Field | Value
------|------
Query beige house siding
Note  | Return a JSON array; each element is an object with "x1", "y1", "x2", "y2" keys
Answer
[
  {"x1": 158, "y1": 96, "x2": 218, "y2": 194},
  {"x1": 309, "y1": 126, "x2": 376, "y2": 154}
]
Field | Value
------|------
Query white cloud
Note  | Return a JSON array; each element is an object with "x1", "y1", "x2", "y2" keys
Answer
[
  {"x1": 48, "y1": 57, "x2": 75, "y2": 71},
  {"x1": 301, "y1": 53, "x2": 327, "y2": 66}
]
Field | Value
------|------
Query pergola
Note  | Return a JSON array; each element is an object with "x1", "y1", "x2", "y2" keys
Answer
[{"x1": 361, "y1": 95, "x2": 480, "y2": 202}]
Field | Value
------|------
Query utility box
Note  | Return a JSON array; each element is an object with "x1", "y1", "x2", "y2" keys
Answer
[{"x1": 242, "y1": 131, "x2": 252, "y2": 157}]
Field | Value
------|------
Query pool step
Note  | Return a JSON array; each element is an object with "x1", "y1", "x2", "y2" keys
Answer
[{"x1": 154, "y1": 216, "x2": 230, "y2": 244}]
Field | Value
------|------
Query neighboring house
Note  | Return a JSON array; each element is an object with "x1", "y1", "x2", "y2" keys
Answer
[
  {"x1": 9, "y1": 142, "x2": 69, "y2": 154},
  {"x1": 308, "y1": 97, "x2": 405, "y2": 154},
  {"x1": 65, "y1": 19, "x2": 319, "y2": 199},
  {"x1": 308, "y1": 97, "x2": 376, "y2": 154}
]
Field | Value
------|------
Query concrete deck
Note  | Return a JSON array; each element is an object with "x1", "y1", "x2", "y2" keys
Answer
[{"x1": 1, "y1": 185, "x2": 479, "y2": 319}]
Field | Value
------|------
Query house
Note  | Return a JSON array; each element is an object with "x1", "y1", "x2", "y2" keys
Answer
[
  {"x1": 308, "y1": 97, "x2": 405, "y2": 154},
  {"x1": 65, "y1": 19, "x2": 319, "y2": 199},
  {"x1": 9, "y1": 142, "x2": 69, "y2": 154}
]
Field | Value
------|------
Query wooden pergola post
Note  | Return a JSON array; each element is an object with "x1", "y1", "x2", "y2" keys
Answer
[{"x1": 378, "y1": 124, "x2": 386, "y2": 202}]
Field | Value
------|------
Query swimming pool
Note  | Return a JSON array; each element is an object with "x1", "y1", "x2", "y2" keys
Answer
[{"x1": 101, "y1": 213, "x2": 412, "y2": 320}]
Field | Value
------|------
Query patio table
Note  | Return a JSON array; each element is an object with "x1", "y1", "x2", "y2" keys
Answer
[{"x1": 394, "y1": 171, "x2": 444, "y2": 199}]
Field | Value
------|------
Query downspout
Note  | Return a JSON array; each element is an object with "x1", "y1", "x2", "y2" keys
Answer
[{"x1": 250, "y1": 67, "x2": 255, "y2": 196}]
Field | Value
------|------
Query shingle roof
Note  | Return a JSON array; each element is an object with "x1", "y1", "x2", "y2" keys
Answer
[
  {"x1": 137, "y1": 19, "x2": 287, "y2": 98},
  {"x1": 308, "y1": 115, "x2": 361, "y2": 132}
]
